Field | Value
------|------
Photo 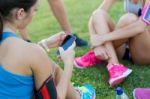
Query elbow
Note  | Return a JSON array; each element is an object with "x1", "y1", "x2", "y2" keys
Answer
[
  {"x1": 57, "y1": 88, "x2": 66, "y2": 99},
  {"x1": 138, "y1": 27, "x2": 145, "y2": 33},
  {"x1": 135, "y1": 25, "x2": 146, "y2": 33},
  {"x1": 133, "y1": 20, "x2": 147, "y2": 33}
]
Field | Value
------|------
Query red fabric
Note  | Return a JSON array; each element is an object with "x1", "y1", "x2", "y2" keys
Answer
[{"x1": 41, "y1": 85, "x2": 50, "y2": 99}]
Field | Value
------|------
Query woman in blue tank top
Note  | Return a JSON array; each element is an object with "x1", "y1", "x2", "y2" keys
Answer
[{"x1": 0, "y1": 0, "x2": 95, "y2": 99}]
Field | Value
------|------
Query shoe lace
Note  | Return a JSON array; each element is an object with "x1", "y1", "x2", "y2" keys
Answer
[
  {"x1": 109, "y1": 64, "x2": 126, "y2": 78},
  {"x1": 81, "y1": 52, "x2": 97, "y2": 64}
]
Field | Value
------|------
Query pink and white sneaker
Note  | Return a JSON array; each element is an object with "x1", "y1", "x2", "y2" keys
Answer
[
  {"x1": 107, "y1": 63, "x2": 132, "y2": 87},
  {"x1": 74, "y1": 51, "x2": 102, "y2": 68}
]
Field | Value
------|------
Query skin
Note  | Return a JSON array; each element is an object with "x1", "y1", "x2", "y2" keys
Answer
[
  {"x1": 90, "y1": 0, "x2": 150, "y2": 64},
  {"x1": 19, "y1": 0, "x2": 72, "y2": 41},
  {"x1": 0, "y1": 0, "x2": 80, "y2": 99}
]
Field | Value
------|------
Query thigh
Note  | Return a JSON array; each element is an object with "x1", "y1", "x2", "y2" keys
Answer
[
  {"x1": 113, "y1": 13, "x2": 139, "y2": 48},
  {"x1": 129, "y1": 28, "x2": 150, "y2": 64},
  {"x1": 112, "y1": 13, "x2": 139, "y2": 59},
  {"x1": 50, "y1": 60, "x2": 63, "y2": 85},
  {"x1": 89, "y1": 9, "x2": 115, "y2": 35}
]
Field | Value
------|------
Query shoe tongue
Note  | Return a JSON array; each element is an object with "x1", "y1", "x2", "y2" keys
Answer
[
  {"x1": 107, "y1": 63, "x2": 114, "y2": 70},
  {"x1": 107, "y1": 63, "x2": 122, "y2": 70},
  {"x1": 82, "y1": 52, "x2": 95, "y2": 63}
]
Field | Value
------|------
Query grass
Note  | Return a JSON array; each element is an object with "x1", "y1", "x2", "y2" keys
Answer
[{"x1": 28, "y1": 0, "x2": 150, "y2": 98}]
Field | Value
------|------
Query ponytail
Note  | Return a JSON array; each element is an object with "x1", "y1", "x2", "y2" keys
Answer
[{"x1": 0, "y1": 12, "x2": 3, "y2": 41}]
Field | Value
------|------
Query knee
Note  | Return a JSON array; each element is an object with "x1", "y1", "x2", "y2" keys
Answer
[
  {"x1": 117, "y1": 13, "x2": 138, "y2": 28},
  {"x1": 92, "y1": 9, "x2": 108, "y2": 22}
]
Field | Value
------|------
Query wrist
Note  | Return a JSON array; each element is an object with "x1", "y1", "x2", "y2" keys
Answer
[
  {"x1": 64, "y1": 62, "x2": 73, "y2": 72},
  {"x1": 64, "y1": 61, "x2": 73, "y2": 66},
  {"x1": 99, "y1": 34, "x2": 106, "y2": 43},
  {"x1": 38, "y1": 39, "x2": 50, "y2": 52}
]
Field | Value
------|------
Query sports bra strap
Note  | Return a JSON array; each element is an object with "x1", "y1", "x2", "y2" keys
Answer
[{"x1": 0, "y1": 32, "x2": 17, "y2": 45}]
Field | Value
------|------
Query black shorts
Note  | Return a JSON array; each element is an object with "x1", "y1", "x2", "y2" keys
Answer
[{"x1": 122, "y1": 47, "x2": 133, "y2": 63}]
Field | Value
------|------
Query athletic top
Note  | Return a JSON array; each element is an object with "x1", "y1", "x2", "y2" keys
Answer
[
  {"x1": 124, "y1": 0, "x2": 142, "y2": 15},
  {"x1": 0, "y1": 32, "x2": 34, "y2": 99}
]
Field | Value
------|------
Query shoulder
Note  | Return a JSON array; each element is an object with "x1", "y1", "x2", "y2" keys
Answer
[
  {"x1": 26, "y1": 42, "x2": 49, "y2": 62},
  {"x1": 11, "y1": 38, "x2": 49, "y2": 63}
]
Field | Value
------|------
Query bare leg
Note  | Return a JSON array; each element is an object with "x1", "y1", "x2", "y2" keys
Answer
[
  {"x1": 52, "y1": 61, "x2": 80, "y2": 99},
  {"x1": 90, "y1": 9, "x2": 119, "y2": 63},
  {"x1": 48, "y1": 0, "x2": 72, "y2": 33},
  {"x1": 113, "y1": 13, "x2": 138, "y2": 59},
  {"x1": 89, "y1": 10, "x2": 132, "y2": 87},
  {"x1": 129, "y1": 29, "x2": 150, "y2": 64},
  {"x1": 48, "y1": 0, "x2": 88, "y2": 47},
  {"x1": 114, "y1": 13, "x2": 150, "y2": 64}
]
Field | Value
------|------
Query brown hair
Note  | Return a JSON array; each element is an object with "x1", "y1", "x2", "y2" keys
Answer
[{"x1": 0, "y1": 0, "x2": 37, "y2": 40}]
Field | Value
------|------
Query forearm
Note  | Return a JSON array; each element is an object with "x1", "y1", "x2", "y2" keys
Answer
[
  {"x1": 99, "y1": 0, "x2": 115, "y2": 11},
  {"x1": 48, "y1": 0, "x2": 71, "y2": 33},
  {"x1": 145, "y1": 0, "x2": 150, "y2": 5},
  {"x1": 102, "y1": 19, "x2": 147, "y2": 43},
  {"x1": 56, "y1": 63, "x2": 73, "y2": 99}
]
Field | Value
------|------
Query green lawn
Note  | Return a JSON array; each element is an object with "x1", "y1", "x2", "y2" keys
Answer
[{"x1": 28, "y1": 0, "x2": 150, "y2": 98}]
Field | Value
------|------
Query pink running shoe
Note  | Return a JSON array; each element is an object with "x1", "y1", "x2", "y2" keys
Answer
[
  {"x1": 74, "y1": 51, "x2": 102, "y2": 68},
  {"x1": 107, "y1": 63, "x2": 132, "y2": 87},
  {"x1": 133, "y1": 88, "x2": 150, "y2": 99}
]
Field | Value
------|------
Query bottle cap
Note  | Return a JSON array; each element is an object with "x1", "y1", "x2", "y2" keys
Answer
[{"x1": 116, "y1": 87, "x2": 123, "y2": 95}]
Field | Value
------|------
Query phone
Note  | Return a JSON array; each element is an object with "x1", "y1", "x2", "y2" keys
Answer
[
  {"x1": 57, "y1": 35, "x2": 76, "y2": 55},
  {"x1": 142, "y1": 4, "x2": 150, "y2": 25}
]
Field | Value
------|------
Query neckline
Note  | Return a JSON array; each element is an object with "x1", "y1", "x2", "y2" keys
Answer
[{"x1": 0, "y1": 65, "x2": 33, "y2": 79}]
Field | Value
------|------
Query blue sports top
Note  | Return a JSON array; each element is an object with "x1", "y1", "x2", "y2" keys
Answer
[
  {"x1": 124, "y1": 0, "x2": 142, "y2": 15},
  {"x1": 0, "y1": 32, "x2": 17, "y2": 45},
  {"x1": 0, "y1": 32, "x2": 34, "y2": 99}
]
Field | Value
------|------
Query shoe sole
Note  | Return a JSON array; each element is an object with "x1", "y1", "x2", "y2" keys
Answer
[
  {"x1": 109, "y1": 69, "x2": 132, "y2": 87},
  {"x1": 93, "y1": 92, "x2": 96, "y2": 99},
  {"x1": 133, "y1": 89, "x2": 137, "y2": 99},
  {"x1": 73, "y1": 60, "x2": 87, "y2": 69}
]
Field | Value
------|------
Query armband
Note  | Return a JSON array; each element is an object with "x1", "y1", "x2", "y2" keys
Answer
[
  {"x1": 141, "y1": 4, "x2": 150, "y2": 25},
  {"x1": 35, "y1": 75, "x2": 58, "y2": 99}
]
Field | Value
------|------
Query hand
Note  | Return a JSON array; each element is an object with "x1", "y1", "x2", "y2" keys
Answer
[
  {"x1": 59, "y1": 42, "x2": 76, "y2": 65},
  {"x1": 94, "y1": 46, "x2": 110, "y2": 60},
  {"x1": 90, "y1": 34, "x2": 104, "y2": 47},
  {"x1": 38, "y1": 32, "x2": 66, "y2": 49},
  {"x1": 46, "y1": 32, "x2": 67, "y2": 48}
]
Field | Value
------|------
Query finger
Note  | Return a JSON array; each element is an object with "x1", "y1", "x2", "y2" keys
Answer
[
  {"x1": 60, "y1": 32, "x2": 67, "y2": 40},
  {"x1": 57, "y1": 55, "x2": 62, "y2": 61},
  {"x1": 103, "y1": 53, "x2": 109, "y2": 60},
  {"x1": 105, "y1": 48, "x2": 111, "y2": 58},
  {"x1": 58, "y1": 47, "x2": 64, "y2": 54},
  {"x1": 98, "y1": 53, "x2": 105, "y2": 60}
]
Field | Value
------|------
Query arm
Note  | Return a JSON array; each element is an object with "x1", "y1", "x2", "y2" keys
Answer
[
  {"x1": 99, "y1": 0, "x2": 115, "y2": 12},
  {"x1": 102, "y1": 18, "x2": 147, "y2": 43},
  {"x1": 48, "y1": 0, "x2": 72, "y2": 33},
  {"x1": 30, "y1": 44, "x2": 75, "y2": 99},
  {"x1": 144, "y1": 0, "x2": 150, "y2": 5},
  {"x1": 38, "y1": 32, "x2": 66, "y2": 51},
  {"x1": 90, "y1": 18, "x2": 147, "y2": 47}
]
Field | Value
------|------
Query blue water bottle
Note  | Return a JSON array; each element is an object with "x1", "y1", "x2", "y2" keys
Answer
[{"x1": 116, "y1": 87, "x2": 129, "y2": 99}]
